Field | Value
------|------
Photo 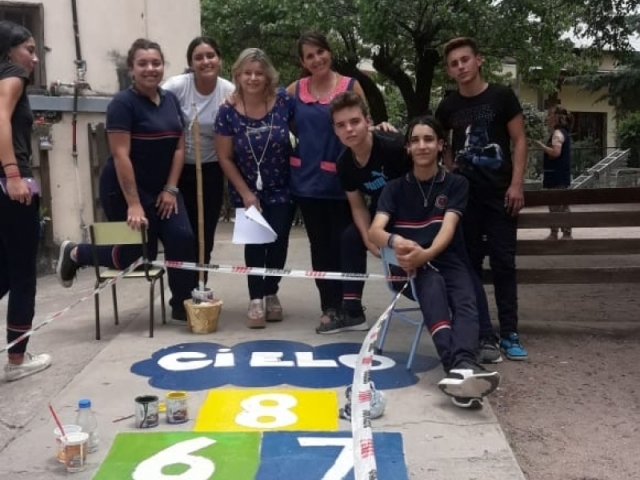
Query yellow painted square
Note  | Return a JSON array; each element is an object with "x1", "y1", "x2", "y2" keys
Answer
[{"x1": 194, "y1": 389, "x2": 338, "y2": 432}]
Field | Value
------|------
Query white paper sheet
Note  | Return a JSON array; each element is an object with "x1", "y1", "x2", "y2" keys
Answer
[{"x1": 232, "y1": 206, "x2": 278, "y2": 244}]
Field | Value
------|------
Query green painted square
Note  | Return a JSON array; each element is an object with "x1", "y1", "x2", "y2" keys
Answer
[{"x1": 92, "y1": 431, "x2": 260, "y2": 480}]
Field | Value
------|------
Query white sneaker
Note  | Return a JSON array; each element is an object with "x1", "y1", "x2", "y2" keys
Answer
[
  {"x1": 4, "y1": 353, "x2": 52, "y2": 382},
  {"x1": 247, "y1": 299, "x2": 266, "y2": 329},
  {"x1": 265, "y1": 294, "x2": 283, "y2": 322},
  {"x1": 438, "y1": 363, "x2": 501, "y2": 399}
]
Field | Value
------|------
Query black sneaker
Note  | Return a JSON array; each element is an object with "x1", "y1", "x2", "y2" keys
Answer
[
  {"x1": 56, "y1": 240, "x2": 79, "y2": 288},
  {"x1": 477, "y1": 336, "x2": 503, "y2": 364},
  {"x1": 451, "y1": 396, "x2": 483, "y2": 409},
  {"x1": 437, "y1": 360, "x2": 501, "y2": 399},
  {"x1": 315, "y1": 309, "x2": 368, "y2": 334}
]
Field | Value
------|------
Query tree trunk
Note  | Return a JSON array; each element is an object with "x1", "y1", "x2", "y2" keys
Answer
[
  {"x1": 372, "y1": 53, "x2": 420, "y2": 119},
  {"x1": 414, "y1": 46, "x2": 439, "y2": 116},
  {"x1": 334, "y1": 61, "x2": 389, "y2": 124}
]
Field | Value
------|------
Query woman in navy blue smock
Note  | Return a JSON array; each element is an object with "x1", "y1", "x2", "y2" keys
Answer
[
  {"x1": 535, "y1": 105, "x2": 573, "y2": 239},
  {"x1": 215, "y1": 48, "x2": 295, "y2": 329},
  {"x1": 56, "y1": 39, "x2": 197, "y2": 322},
  {"x1": 286, "y1": 32, "x2": 368, "y2": 330}
]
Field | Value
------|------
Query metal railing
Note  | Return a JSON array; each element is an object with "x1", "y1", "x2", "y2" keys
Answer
[{"x1": 571, "y1": 149, "x2": 630, "y2": 189}]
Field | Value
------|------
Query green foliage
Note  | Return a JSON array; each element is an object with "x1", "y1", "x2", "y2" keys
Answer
[
  {"x1": 201, "y1": 0, "x2": 638, "y2": 121},
  {"x1": 618, "y1": 112, "x2": 640, "y2": 143},
  {"x1": 571, "y1": 136, "x2": 603, "y2": 177},
  {"x1": 521, "y1": 102, "x2": 547, "y2": 179},
  {"x1": 617, "y1": 112, "x2": 640, "y2": 166},
  {"x1": 380, "y1": 83, "x2": 407, "y2": 130},
  {"x1": 522, "y1": 102, "x2": 547, "y2": 143},
  {"x1": 571, "y1": 53, "x2": 640, "y2": 115}
]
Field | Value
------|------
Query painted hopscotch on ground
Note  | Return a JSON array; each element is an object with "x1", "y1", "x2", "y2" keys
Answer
[
  {"x1": 193, "y1": 389, "x2": 339, "y2": 432},
  {"x1": 130, "y1": 340, "x2": 440, "y2": 390},
  {"x1": 93, "y1": 431, "x2": 409, "y2": 480},
  {"x1": 93, "y1": 340, "x2": 425, "y2": 479}
]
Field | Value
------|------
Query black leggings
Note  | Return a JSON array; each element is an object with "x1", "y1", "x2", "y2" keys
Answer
[
  {"x1": 179, "y1": 163, "x2": 225, "y2": 268},
  {"x1": 0, "y1": 192, "x2": 40, "y2": 354},
  {"x1": 296, "y1": 197, "x2": 352, "y2": 312}
]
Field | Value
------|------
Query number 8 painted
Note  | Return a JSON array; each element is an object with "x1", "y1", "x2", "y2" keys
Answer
[{"x1": 235, "y1": 393, "x2": 297, "y2": 429}]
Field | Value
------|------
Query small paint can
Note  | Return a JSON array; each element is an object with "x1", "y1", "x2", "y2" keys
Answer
[
  {"x1": 134, "y1": 395, "x2": 159, "y2": 428},
  {"x1": 165, "y1": 391, "x2": 189, "y2": 424}
]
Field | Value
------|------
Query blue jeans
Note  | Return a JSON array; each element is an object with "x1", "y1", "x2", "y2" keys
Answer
[
  {"x1": 0, "y1": 191, "x2": 40, "y2": 354},
  {"x1": 463, "y1": 189, "x2": 518, "y2": 338},
  {"x1": 76, "y1": 170, "x2": 197, "y2": 313},
  {"x1": 244, "y1": 202, "x2": 295, "y2": 299}
]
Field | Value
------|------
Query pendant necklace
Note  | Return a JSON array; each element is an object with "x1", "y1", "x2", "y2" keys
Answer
[
  {"x1": 242, "y1": 97, "x2": 274, "y2": 191},
  {"x1": 414, "y1": 170, "x2": 438, "y2": 208}
]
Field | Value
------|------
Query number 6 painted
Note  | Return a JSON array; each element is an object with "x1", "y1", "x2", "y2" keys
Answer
[
  {"x1": 235, "y1": 393, "x2": 297, "y2": 429},
  {"x1": 133, "y1": 437, "x2": 216, "y2": 480}
]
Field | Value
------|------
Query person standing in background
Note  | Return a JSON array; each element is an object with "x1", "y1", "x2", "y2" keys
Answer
[
  {"x1": 287, "y1": 32, "x2": 367, "y2": 332},
  {"x1": 535, "y1": 105, "x2": 573, "y2": 240},
  {"x1": 163, "y1": 36, "x2": 235, "y2": 274},
  {"x1": 0, "y1": 20, "x2": 52, "y2": 381}
]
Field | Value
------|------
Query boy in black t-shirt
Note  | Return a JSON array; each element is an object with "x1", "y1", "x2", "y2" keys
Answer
[
  {"x1": 436, "y1": 37, "x2": 528, "y2": 362},
  {"x1": 369, "y1": 116, "x2": 500, "y2": 409},
  {"x1": 315, "y1": 92, "x2": 410, "y2": 334}
]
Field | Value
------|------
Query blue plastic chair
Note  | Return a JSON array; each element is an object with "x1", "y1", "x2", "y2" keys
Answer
[{"x1": 377, "y1": 247, "x2": 426, "y2": 370}]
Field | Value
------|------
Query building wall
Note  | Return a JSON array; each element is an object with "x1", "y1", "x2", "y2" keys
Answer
[
  {"x1": 518, "y1": 84, "x2": 617, "y2": 150},
  {"x1": 13, "y1": 0, "x2": 200, "y2": 243},
  {"x1": 507, "y1": 66, "x2": 618, "y2": 151},
  {"x1": 555, "y1": 85, "x2": 617, "y2": 149}
]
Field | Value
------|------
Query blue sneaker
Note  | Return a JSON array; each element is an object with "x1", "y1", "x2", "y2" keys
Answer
[{"x1": 500, "y1": 333, "x2": 528, "y2": 361}]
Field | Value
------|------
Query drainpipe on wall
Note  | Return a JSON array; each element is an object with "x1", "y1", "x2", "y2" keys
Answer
[{"x1": 71, "y1": 0, "x2": 89, "y2": 243}]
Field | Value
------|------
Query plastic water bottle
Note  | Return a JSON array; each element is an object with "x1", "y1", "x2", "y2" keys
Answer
[{"x1": 75, "y1": 399, "x2": 99, "y2": 453}]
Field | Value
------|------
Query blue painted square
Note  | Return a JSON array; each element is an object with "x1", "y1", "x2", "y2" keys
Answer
[{"x1": 256, "y1": 431, "x2": 409, "y2": 480}]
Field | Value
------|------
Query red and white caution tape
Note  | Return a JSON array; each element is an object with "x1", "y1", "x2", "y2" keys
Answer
[
  {"x1": 153, "y1": 260, "x2": 408, "y2": 282},
  {"x1": 0, "y1": 257, "x2": 144, "y2": 354},
  {"x1": 351, "y1": 283, "x2": 408, "y2": 480}
]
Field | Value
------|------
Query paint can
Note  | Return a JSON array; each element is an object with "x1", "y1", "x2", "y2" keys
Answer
[
  {"x1": 165, "y1": 391, "x2": 189, "y2": 424},
  {"x1": 134, "y1": 395, "x2": 159, "y2": 428}
]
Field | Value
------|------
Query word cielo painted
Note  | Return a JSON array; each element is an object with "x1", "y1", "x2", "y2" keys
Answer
[
  {"x1": 131, "y1": 340, "x2": 439, "y2": 391},
  {"x1": 157, "y1": 349, "x2": 396, "y2": 371}
]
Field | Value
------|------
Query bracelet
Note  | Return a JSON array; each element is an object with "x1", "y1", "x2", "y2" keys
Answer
[
  {"x1": 2, "y1": 162, "x2": 18, "y2": 169},
  {"x1": 163, "y1": 185, "x2": 179, "y2": 196},
  {"x1": 387, "y1": 234, "x2": 397, "y2": 249},
  {"x1": 5, "y1": 171, "x2": 21, "y2": 179}
]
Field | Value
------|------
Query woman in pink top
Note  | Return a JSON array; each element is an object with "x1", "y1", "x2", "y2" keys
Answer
[{"x1": 286, "y1": 32, "x2": 368, "y2": 333}]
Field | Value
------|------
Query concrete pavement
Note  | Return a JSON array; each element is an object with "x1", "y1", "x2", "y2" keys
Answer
[{"x1": 0, "y1": 223, "x2": 525, "y2": 480}]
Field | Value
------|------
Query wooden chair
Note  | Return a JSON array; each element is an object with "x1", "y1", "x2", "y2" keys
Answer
[{"x1": 89, "y1": 222, "x2": 166, "y2": 340}]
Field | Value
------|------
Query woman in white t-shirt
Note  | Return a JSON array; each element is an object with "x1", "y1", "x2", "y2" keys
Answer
[{"x1": 163, "y1": 36, "x2": 235, "y2": 273}]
